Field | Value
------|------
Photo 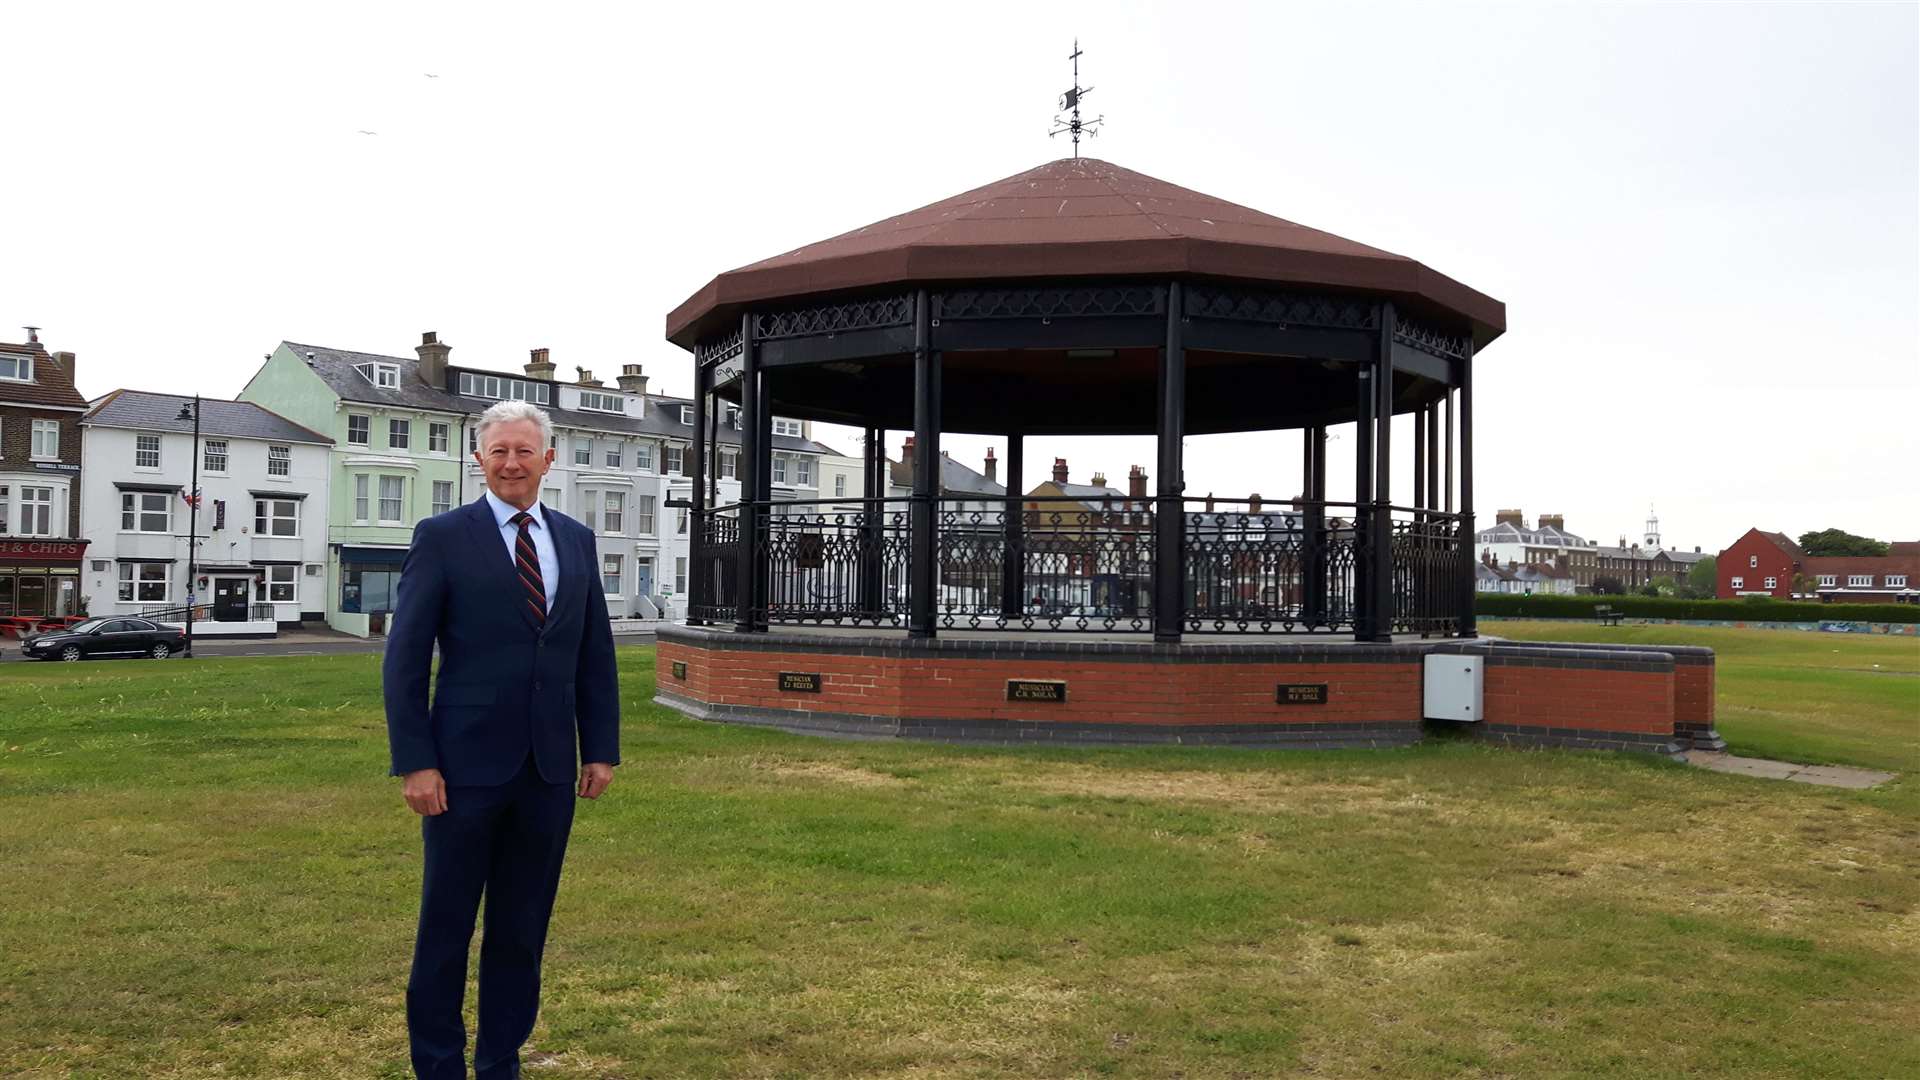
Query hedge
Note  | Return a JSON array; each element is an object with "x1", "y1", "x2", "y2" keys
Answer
[{"x1": 1475, "y1": 593, "x2": 1920, "y2": 624}]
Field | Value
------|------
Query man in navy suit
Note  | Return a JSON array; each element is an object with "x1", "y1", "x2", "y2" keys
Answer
[{"x1": 384, "y1": 399, "x2": 620, "y2": 1080}]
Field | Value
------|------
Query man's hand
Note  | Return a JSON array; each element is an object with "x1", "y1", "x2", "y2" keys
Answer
[
  {"x1": 578, "y1": 762, "x2": 614, "y2": 800},
  {"x1": 403, "y1": 768, "x2": 448, "y2": 816}
]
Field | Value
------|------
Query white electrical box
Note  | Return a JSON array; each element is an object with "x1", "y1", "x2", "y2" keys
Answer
[{"x1": 1423, "y1": 654, "x2": 1483, "y2": 722}]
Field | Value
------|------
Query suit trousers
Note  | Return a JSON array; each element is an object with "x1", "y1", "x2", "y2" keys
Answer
[{"x1": 407, "y1": 756, "x2": 575, "y2": 1080}]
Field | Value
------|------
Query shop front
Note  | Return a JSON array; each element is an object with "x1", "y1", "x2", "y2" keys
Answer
[
  {"x1": 336, "y1": 544, "x2": 407, "y2": 635},
  {"x1": 0, "y1": 539, "x2": 90, "y2": 624}
]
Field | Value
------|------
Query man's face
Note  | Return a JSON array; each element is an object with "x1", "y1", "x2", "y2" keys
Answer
[{"x1": 476, "y1": 418, "x2": 553, "y2": 510}]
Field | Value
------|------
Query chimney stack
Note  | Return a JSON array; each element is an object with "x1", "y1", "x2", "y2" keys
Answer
[
  {"x1": 50, "y1": 350, "x2": 76, "y2": 386},
  {"x1": 525, "y1": 347, "x2": 556, "y2": 380},
  {"x1": 1128, "y1": 465, "x2": 1146, "y2": 498},
  {"x1": 416, "y1": 331, "x2": 450, "y2": 387},
  {"x1": 1090, "y1": 471, "x2": 1107, "y2": 489},
  {"x1": 983, "y1": 446, "x2": 997, "y2": 483},
  {"x1": 575, "y1": 366, "x2": 602, "y2": 387},
  {"x1": 616, "y1": 363, "x2": 649, "y2": 395},
  {"x1": 1496, "y1": 509, "x2": 1524, "y2": 527},
  {"x1": 1052, "y1": 457, "x2": 1069, "y2": 484},
  {"x1": 1539, "y1": 513, "x2": 1566, "y2": 532}
]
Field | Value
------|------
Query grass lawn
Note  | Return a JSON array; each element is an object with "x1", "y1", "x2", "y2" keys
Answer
[{"x1": 0, "y1": 638, "x2": 1915, "y2": 1078}]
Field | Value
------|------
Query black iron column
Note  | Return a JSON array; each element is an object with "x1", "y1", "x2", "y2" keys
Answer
[
  {"x1": 689, "y1": 358, "x2": 710, "y2": 626},
  {"x1": 734, "y1": 313, "x2": 759, "y2": 633},
  {"x1": 1366, "y1": 302, "x2": 1396, "y2": 642},
  {"x1": 1458, "y1": 345, "x2": 1477, "y2": 638},
  {"x1": 1444, "y1": 393, "x2": 1454, "y2": 514},
  {"x1": 1001, "y1": 433, "x2": 1024, "y2": 619},
  {"x1": 1353, "y1": 361, "x2": 1376, "y2": 640},
  {"x1": 1425, "y1": 402, "x2": 1440, "y2": 519},
  {"x1": 1302, "y1": 426, "x2": 1327, "y2": 628},
  {"x1": 1154, "y1": 281, "x2": 1186, "y2": 642},
  {"x1": 1412, "y1": 406, "x2": 1426, "y2": 514},
  {"x1": 908, "y1": 289, "x2": 940, "y2": 638},
  {"x1": 860, "y1": 426, "x2": 884, "y2": 618},
  {"x1": 755, "y1": 365, "x2": 773, "y2": 631}
]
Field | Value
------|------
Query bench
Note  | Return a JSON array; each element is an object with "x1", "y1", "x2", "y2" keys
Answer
[{"x1": 1595, "y1": 605, "x2": 1625, "y2": 626}]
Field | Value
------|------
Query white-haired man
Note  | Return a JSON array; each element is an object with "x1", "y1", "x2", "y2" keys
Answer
[{"x1": 383, "y1": 399, "x2": 620, "y2": 1079}]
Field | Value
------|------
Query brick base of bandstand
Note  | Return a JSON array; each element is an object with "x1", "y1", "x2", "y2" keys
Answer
[{"x1": 654, "y1": 626, "x2": 1723, "y2": 757}]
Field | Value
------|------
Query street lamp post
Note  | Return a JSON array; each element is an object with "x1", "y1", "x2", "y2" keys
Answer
[{"x1": 177, "y1": 396, "x2": 201, "y2": 659}]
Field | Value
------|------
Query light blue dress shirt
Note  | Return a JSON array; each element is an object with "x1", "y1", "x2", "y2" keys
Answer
[{"x1": 483, "y1": 490, "x2": 559, "y2": 614}]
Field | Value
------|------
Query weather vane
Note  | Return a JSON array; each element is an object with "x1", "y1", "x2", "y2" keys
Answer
[{"x1": 1050, "y1": 39, "x2": 1103, "y2": 157}]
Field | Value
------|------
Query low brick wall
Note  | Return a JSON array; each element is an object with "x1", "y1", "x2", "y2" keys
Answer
[
  {"x1": 656, "y1": 626, "x2": 1425, "y2": 748},
  {"x1": 659, "y1": 628, "x2": 1713, "y2": 757},
  {"x1": 1430, "y1": 641, "x2": 1698, "y2": 757}
]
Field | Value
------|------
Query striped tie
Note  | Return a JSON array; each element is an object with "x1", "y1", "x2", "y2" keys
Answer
[{"x1": 509, "y1": 511, "x2": 546, "y2": 625}]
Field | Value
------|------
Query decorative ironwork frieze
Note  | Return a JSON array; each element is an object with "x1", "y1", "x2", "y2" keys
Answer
[
  {"x1": 1182, "y1": 286, "x2": 1377, "y2": 331},
  {"x1": 754, "y1": 295, "x2": 914, "y2": 342},
  {"x1": 935, "y1": 285, "x2": 1161, "y2": 322},
  {"x1": 694, "y1": 328, "x2": 744, "y2": 369},
  {"x1": 1392, "y1": 318, "x2": 1471, "y2": 362}
]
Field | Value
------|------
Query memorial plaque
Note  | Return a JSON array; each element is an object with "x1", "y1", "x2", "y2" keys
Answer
[
  {"x1": 1276, "y1": 683, "x2": 1329, "y2": 705},
  {"x1": 779, "y1": 671, "x2": 822, "y2": 693},
  {"x1": 670, "y1": 660, "x2": 687, "y2": 681},
  {"x1": 1007, "y1": 679, "x2": 1067, "y2": 703}
]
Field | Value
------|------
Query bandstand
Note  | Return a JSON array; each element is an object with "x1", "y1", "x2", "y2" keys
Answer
[{"x1": 654, "y1": 158, "x2": 1718, "y2": 754}]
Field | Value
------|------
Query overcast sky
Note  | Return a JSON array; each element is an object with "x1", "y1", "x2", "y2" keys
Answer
[{"x1": 4, "y1": 1, "x2": 1914, "y2": 552}]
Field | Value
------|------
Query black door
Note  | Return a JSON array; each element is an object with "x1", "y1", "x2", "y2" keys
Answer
[{"x1": 214, "y1": 578, "x2": 248, "y2": 622}]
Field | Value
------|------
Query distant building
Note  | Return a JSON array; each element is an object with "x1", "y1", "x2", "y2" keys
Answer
[
  {"x1": 0, "y1": 332, "x2": 90, "y2": 620},
  {"x1": 1716, "y1": 529, "x2": 1919, "y2": 602},
  {"x1": 1478, "y1": 508, "x2": 1703, "y2": 593}
]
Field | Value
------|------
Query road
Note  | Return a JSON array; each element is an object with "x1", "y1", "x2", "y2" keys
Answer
[{"x1": 1, "y1": 632, "x2": 657, "y2": 663}]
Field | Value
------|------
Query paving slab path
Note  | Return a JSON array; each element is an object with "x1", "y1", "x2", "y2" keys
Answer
[{"x1": 1681, "y1": 750, "x2": 1897, "y2": 790}]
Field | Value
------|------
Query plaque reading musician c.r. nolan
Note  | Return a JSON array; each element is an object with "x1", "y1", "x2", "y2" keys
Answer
[{"x1": 1007, "y1": 679, "x2": 1067, "y2": 703}]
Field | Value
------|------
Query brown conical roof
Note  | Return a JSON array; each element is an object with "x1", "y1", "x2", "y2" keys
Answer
[{"x1": 667, "y1": 157, "x2": 1503, "y2": 345}]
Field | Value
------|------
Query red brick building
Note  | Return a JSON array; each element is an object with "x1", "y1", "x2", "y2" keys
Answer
[
  {"x1": 1717, "y1": 529, "x2": 1919, "y2": 603},
  {"x1": 1, "y1": 332, "x2": 91, "y2": 618}
]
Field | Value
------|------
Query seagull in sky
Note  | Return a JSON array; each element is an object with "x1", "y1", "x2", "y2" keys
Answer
[{"x1": 357, "y1": 130, "x2": 379, "y2": 135}]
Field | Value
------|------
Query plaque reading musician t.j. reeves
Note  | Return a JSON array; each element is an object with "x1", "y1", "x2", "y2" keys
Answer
[
  {"x1": 778, "y1": 671, "x2": 822, "y2": 693},
  {"x1": 1276, "y1": 683, "x2": 1329, "y2": 705},
  {"x1": 1007, "y1": 679, "x2": 1067, "y2": 703}
]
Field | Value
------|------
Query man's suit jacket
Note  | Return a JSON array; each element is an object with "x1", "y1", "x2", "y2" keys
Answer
[{"x1": 383, "y1": 497, "x2": 620, "y2": 786}]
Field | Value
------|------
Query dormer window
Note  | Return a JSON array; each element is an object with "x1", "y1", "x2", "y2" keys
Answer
[
  {"x1": 0, "y1": 353, "x2": 31, "y2": 381},
  {"x1": 578, "y1": 390, "x2": 626, "y2": 414},
  {"x1": 354, "y1": 361, "x2": 401, "y2": 388},
  {"x1": 772, "y1": 417, "x2": 803, "y2": 438},
  {"x1": 680, "y1": 406, "x2": 694, "y2": 425}
]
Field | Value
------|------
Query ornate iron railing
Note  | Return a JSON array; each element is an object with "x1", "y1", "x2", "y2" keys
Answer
[
  {"x1": 759, "y1": 498, "x2": 911, "y2": 627},
  {"x1": 687, "y1": 503, "x2": 743, "y2": 624},
  {"x1": 693, "y1": 496, "x2": 1470, "y2": 637},
  {"x1": 1385, "y1": 507, "x2": 1470, "y2": 635},
  {"x1": 1183, "y1": 499, "x2": 1363, "y2": 633}
]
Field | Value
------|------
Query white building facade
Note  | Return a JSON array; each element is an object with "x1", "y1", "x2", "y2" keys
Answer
[{"x1": 79, "y1": 392, "x2": 332, "y2": 629}]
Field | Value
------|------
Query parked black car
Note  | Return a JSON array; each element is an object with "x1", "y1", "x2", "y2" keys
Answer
[{"x1": 21, "y1": 618, "x2": 188, "y2": 662}]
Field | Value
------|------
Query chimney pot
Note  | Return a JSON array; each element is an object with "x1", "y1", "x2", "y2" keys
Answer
[
  {"x1": 525, "y1": 347, "x2": 556, "y2": 380},
  {"x1": 615, "y1": 363, "x2": 649, "y2": 394},
  {"x1": 415, "y1": 332, "x2": 451, "y2": 386}
]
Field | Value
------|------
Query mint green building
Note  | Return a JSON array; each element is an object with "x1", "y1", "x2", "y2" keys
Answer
[{"x1": 239, "y1": 336, "x2": 472, "y2": 635}]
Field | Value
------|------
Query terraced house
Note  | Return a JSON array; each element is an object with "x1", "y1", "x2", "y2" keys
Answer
[
  {"x1": 243, "y1": 332, "x2": 840, "y2": 631},
  {"x1": 0, "y1": 332, "x2": 89, "y2": 620},
  {"x1": 78, "y1": 392, "x2": 331, "y2": 631},
  {"x1": 239, "y1": 336, "x2": 470, "y2": 634}
]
